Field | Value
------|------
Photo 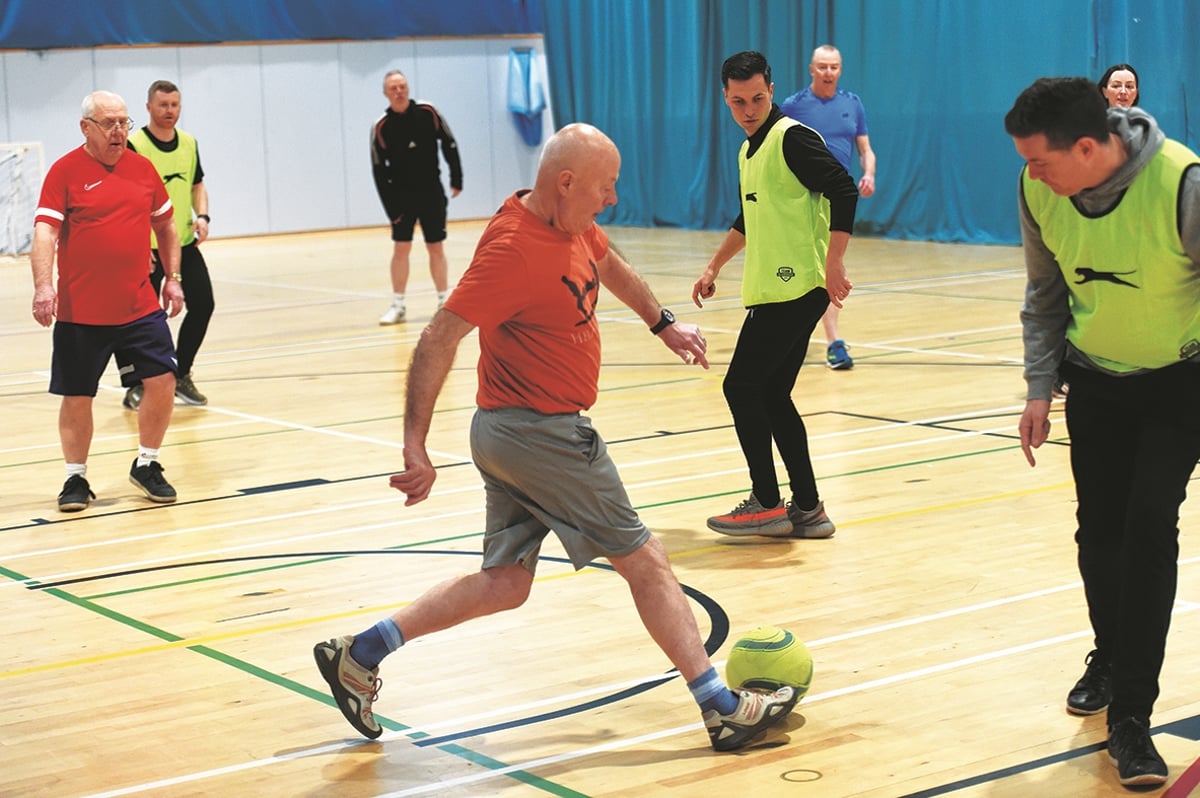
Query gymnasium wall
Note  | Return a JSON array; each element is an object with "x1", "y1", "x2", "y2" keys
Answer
[{"x1": 0, "y1": 37, "x2": 550, "y2": 238}]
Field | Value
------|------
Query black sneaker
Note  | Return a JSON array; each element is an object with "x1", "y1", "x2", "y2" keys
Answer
[
  {"x1": 1067, "y1": 649, "x2": 1112, "y2": 715},
  {"x1": 175, "y1": 372, "x2": 208, "y2": 406},
  {"x1": 1107, "y1": 717, "x2": 1168, "y2": 787},
  {"x1": 129, "y1": 459, "x2": 177, "y2": 503},
  {"x1": 58, "y1": 474, "x2": 95, "y2": 512},
  {"x1": 122, "y1": 384, "x2": 143, "y2": 410}
]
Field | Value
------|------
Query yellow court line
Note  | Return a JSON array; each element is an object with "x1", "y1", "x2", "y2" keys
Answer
[{"x1": 1, "y1": 479, "x2": 1075, "y2": 680}]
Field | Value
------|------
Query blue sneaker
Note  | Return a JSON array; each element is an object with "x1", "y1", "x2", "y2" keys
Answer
[{"x1": 826, "y1": 340, "x2": 854, "y2": 370}]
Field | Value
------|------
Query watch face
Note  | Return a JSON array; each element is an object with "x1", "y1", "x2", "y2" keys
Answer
[{"x1": 663, "y1": 309, "x2": 675, "y2": 322}]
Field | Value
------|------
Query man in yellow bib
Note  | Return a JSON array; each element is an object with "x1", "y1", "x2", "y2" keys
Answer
[
  {"x1": 1006, "y1": 76, "x2": 1200, "y2": 789},
  {"x1": 121, "y1": 79, "x2": 214, "y2": 409},
  {"x1": 693, "y1": 51, "x2": 858, "y2": 540}
]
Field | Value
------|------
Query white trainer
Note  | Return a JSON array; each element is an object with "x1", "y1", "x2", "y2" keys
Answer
[{"x1": 379, "y1": 304, "x2": 406, "y2": 325}]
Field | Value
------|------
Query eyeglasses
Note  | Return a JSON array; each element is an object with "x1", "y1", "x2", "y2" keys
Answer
[{"x1": 86, "y1": 117, "x2": 134, "y2": 133}]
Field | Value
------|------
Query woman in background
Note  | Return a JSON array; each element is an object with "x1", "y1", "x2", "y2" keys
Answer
[{"x1": 1099, "y1": 63, "x2": 1139, "y2": 108}]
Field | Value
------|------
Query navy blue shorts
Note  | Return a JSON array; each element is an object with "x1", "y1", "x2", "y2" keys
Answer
[
  {"x1": 390, "y1": 194, "x2": 449, "y2": 243},
  {"x1": 50, "y1": 310, "x2": 177, "y2": 397}
]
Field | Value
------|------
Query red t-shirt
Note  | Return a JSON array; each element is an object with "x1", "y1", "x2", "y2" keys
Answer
[
  {"x1": 35, "y1": 146, "x2": 173, "y2": 325},
  {"x1": 445, "y1": 192, "x2": 609, "y2": 413}
]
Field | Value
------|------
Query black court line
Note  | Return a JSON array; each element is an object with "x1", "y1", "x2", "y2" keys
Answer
[
  {"x1": 12, "y1": 404, "x2": 1046, "y2": 533},
  {"x1": 900, "y1": 715, "x2": 1200, "y2": 796}
]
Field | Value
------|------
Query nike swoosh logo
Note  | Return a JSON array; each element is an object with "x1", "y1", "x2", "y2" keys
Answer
[{"x1": 84, "y1": 181, "x2": 103, "y2": 190}]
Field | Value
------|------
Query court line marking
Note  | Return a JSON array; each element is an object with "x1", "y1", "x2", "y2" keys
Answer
[
  {"x1": 68, "y1": 599, "x2": 1200, "y2": 798},
  {"x1": 6, "y1": 281, "x2": 1191, "y2": 793},
  {"x1": 2, "y1": 402, "x2": 1034, "y2": 579},
  {"x1": 3, "y1": 447, "x2": 1036, "y2": 594}
]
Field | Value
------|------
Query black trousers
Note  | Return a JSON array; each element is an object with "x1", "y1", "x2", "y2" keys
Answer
[
  {"x1": 722, "y1": 288, "x2": 829, "y2": 509},
  {"x1": 1061, "y1": 359, "x2": 1200, "y2": 724}
]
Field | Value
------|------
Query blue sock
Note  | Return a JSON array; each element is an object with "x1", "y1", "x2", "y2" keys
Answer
[
  {"x1": 349, "y1": 618, "x2": 404, "y2": 671},
  {"x1": 687, "y1": 666, "x2": 739, "y2": 715}
]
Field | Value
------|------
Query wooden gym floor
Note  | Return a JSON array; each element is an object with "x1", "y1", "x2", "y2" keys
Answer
[{"x1": 1, "y1": 223, "x2": 1197, "y2": 797}]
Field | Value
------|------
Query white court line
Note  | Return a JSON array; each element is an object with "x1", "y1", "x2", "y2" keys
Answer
[
  {"x1": 212, "y1": 274, "x2": 388, "y2": 299},
  {"x1": 5, "y1": 408, "x2": 1027, "y2": 585},
  {"x1": 622, "y1": 403, "x2": 1028, "y2": 472},
  {"x1": 0, "y1": 413, "x2": 265, "y2": 455},
  {"x1": 872, "y1": 323, "x2": 1019, "y2": 346},
  {"x1": 626, "y1": 421, "x2": 1024, "y2": 494},
  {"x1": 863, "y1": 342, "x2": 1024, "y2": 363},
  {"x1": 0, "y1": 496, "x2": 484, "y2": 586},
  {"x1": 865, "y1": 268, "x2": 1023, "y2": 289},
  {"x1": 5, "y1": 404, "x2": 1031, "y2": 591},
  {"x1": 75, "y1": 591, "x2": 1200, "y2": 798}
]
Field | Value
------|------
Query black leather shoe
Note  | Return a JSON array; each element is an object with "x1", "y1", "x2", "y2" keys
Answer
[
  {"x1": 1108, "y1": 717, "x2": 1167, "y2": 787},
  {"x1": 1067, "y1": 649, "x2": 1111, "y2": 715}
]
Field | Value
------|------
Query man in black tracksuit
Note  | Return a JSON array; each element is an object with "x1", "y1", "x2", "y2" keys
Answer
[{"x1": 372, "y1": 70, "x2": 463, "y2": 324}]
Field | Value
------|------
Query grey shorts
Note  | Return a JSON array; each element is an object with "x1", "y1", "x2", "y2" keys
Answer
[{"x1": 470, "y1": 407, "x2": 650, "y2": 574}]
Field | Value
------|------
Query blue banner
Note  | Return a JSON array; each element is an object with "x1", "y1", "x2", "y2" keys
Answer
[{"x1": 0, "y1": 0, "x2": 543, "y2": 50}]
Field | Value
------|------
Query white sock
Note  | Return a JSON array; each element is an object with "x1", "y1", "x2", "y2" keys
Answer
[
  {"x1": 66, "y1": 462, "x2": 87, "y2": 478},
  {"x1": 137, "y1": 447, "x2": 160, "y2": 468},
  {"x1": 392, "y1": 293, "x2": 406, "y2": 308}
]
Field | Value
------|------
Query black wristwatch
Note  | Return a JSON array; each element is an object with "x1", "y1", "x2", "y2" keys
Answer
[
  {"x1": 649, "y1": 308, "x2": 676, "y2": 335},
  {"x1": 195, "y1": 214, "x2": 211, "y2": 222}
]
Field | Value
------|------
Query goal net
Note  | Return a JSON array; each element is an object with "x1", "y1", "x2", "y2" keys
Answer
[{"x1": 0, "y1": 142, "x2": 44, "y2": 257}]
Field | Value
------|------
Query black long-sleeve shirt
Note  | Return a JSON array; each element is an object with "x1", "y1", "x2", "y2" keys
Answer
[
  {"x1": 370, "y1": 101, "x2": 463, "y2": 220},
  {"x1": 732, "y1": 105, "x2": 858, "y2": 234}
]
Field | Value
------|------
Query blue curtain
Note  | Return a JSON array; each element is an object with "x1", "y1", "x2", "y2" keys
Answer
[{"x1": 541, "y1": 0, "x2": 1200, "y2": 244}]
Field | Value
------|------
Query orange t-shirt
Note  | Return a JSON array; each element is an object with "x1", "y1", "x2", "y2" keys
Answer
[{"x1": 445, "y1": 192, "x2": 609, "y2": 413}]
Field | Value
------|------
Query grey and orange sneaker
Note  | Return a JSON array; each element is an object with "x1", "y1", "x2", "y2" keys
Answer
[
  {"x1": 313, "y1": 635, "x2": 383, "y2": 739},
  {"x1": 707, "y1": 494, "x2": 793, "y2": 536},
  {"x1": 703, "y1": 686, "x2": 797, "y2": 751},
  {"x1": 785, "y1": 500, "x2": 836, "y2": 539}
]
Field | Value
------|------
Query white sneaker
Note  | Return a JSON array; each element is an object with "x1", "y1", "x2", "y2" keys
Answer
[
  {"x1": 379, "y1": 304, "x2": 406, "y2": 325},
  {"x1": 704, "y1": 686, "x2": 797, "y2": 751}
]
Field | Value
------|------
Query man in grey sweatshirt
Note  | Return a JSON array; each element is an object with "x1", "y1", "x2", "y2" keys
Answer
[{"x1": 1005, "y1": 76, "x2": 1200, "y2": 789}]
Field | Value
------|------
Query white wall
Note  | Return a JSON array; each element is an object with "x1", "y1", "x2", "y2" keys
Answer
[{"x1": 0, "y1": 37, "x2": 552, "y2": 238}]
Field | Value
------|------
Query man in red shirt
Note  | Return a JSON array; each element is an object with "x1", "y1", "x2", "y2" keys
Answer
[
  {"x1": 314, "y1": 123, "x2": 798, "y2": 752},
  {"x1": 31, "y1": 90, "x2": 184, "y2": 511}
]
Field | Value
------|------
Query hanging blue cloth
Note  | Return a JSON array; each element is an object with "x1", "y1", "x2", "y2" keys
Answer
[{"x1": 507, "y1": 47, "x2": 546, "y2": 147}]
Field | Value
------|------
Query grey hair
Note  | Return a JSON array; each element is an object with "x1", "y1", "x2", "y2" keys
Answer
[{"x1": 81, "y1": 90, "x2": 125, "y2": 119}]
